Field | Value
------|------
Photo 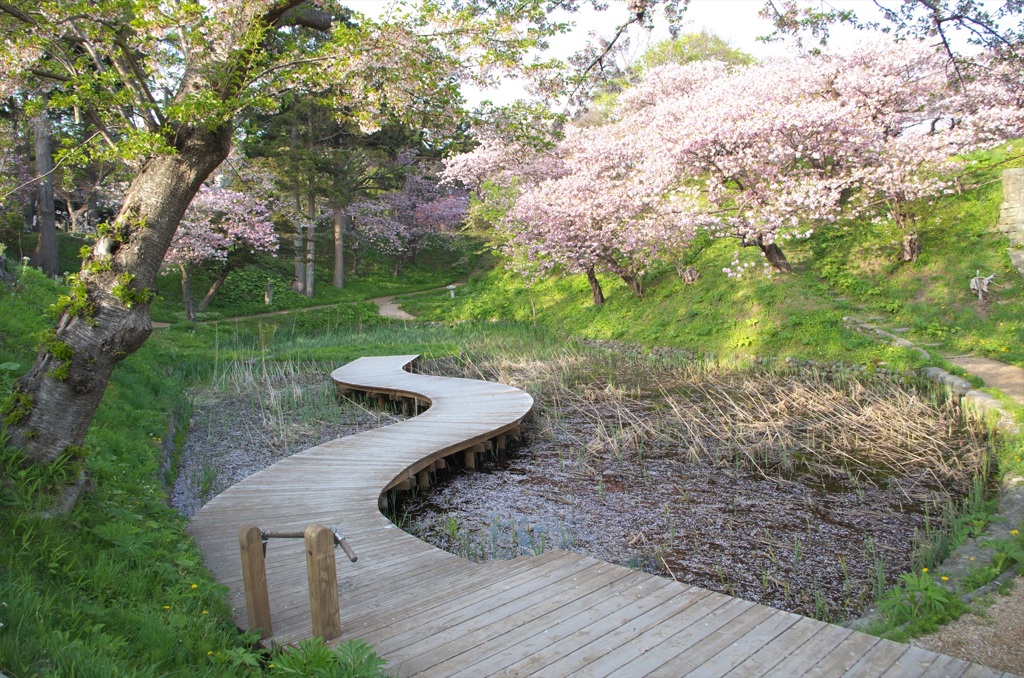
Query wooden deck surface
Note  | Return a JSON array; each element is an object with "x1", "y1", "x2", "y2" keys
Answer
[{"x1": 188, "y1": 355, "x2": 1014, "y2": 677}]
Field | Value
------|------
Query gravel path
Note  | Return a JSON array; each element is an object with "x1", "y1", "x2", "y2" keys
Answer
[
  {"x1": 912, "y1": 577, "x2": 1024, "y2": 675},
  {"x1": 948, "y1": 355, "x2": 1024, "y2": 405}
]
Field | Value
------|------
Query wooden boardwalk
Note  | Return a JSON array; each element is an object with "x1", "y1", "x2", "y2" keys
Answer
[{"x1": 188, "y1": 355, "x2": 1013, "y2": 677}]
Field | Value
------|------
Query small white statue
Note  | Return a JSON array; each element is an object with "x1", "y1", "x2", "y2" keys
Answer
[{"x1": 969, "y1": 270, "x2": 996, "y2": 300}]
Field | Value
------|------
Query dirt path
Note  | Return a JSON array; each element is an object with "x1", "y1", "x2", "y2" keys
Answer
[
  {"x1": 372, "y1": 282, "x2": 464, "y2": 320},
  {"x1": 947, "y1": 355, "x2": 1024, "y2": 405},
  {"x1": 371, "y1": 295, "x2": 416, "y2": 320},
  {"x1": 153, "y1": 282, "x2": 464, "y2": 328}
]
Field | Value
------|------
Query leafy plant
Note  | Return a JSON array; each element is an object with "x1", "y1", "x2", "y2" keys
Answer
[
  {"x1": 874, "y1": 568, "x2": 966, "y2": 639},
  {"x1": 270, "y1": 638, "x2": 390, "y2": 677},
  {"x1": 985, "y1": 531, "x2": 1024, "y2": 574}
]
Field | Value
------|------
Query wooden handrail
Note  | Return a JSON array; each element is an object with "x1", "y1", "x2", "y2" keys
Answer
[{"x1": 238, "y1": 523, "x2": 356, "y2": 641}]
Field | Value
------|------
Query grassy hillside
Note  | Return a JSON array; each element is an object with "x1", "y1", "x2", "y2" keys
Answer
[
  {"x1": 402, "y1": 148, "x2": 1024, "y2": 374},
  {"x1": 149, "y1": 235, "x2": 480, "y2": 323}
]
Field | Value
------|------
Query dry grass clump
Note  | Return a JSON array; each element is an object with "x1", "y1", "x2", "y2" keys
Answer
[
  {"x1": 662, "y1": 374, "x2": 986, "y2": 498},
  {"x1": 424, "y1": 347, "x2": 988, "y2": 496}
]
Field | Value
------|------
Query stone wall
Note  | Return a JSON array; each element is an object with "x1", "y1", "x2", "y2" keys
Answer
[{"x1": 999, "y1": 168, "x2": 1024, "y2": 275}]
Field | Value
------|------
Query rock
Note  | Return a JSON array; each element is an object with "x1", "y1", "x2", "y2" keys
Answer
[{"x1": 920, "y1": 367, "x2": 973, "y2": 396}]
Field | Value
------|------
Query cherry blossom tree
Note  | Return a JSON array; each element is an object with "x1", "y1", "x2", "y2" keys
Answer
[
  {"x1": 163, "y1": 185, "x2": 277, "y2": 321},
  {"x1": 641, "y1": 42, "x2": 1021, "y2": 266},
  {"x1": 348, "y1": 157, "x2": 468, "y2": 276},
  {"x1": 509, "y1": 123, "x2": 684, "y2": 302},
  {"x1": 449, "y1": 38, "x2": 1022, "y2": 297}
]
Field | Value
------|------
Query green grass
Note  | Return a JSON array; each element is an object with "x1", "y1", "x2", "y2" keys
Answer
[
  {"x1": 0, "y1": 271, "x2": 248, "y2": 677},
  {"x1": 149, "y1": 235, "x2": 480, "y2": 323}
]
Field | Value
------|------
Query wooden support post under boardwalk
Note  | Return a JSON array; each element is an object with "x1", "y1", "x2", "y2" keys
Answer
[
  {"x1": 496, "y1": 433, "x2": 507, "y2": 451},
  {"x1": 416, "y1": 469, "x2": 430, "y2": 489},
  {"x1": 304, "y1": 524, "x2": 342, "y2": 641},
  {"x1": 464, "y1": 448, "x2": 476, "y2": 469},
  {"x1": 238, "y1": 525, "x2": 272, "y2": 639}
]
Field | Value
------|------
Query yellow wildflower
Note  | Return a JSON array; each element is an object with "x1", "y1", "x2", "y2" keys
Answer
[
  {"x1": 202, "y1": 610, "x2": 208, "y2": 615},
  {"x1": 1011, "y1": 529, "x2": 1020, "y2": 536},
  {"x1": 190, "y1": 583, "x2": 198, "y2": 589},
  {"x1": 941, "y1": 576, "x2": 949, "y2": 581},
  {"x1": 163, "y1": 605, "x2": 170, "y2": 610},
  {"x1": 922, "y1": 567, "x2": 929, "y2": 573}
]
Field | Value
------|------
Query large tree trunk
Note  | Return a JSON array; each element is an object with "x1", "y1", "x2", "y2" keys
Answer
[
  {"x1": 303, "y1": 185, "x2": 316, "y2": 298},
  {"x1": 332, "y1": 208, "x2": 346, "y2": 289},
  {"x1": 304, "y1": 224, "x2": 315, "y2": 298},
  {"x1": 292, "y1": 226, "x2": 305, "y2": 293},
  {"x1": 31, "y1": 112, "x2": 59, "y2": 276},
  {"x1": 585, "y1": 266, "x2": 605, "y2": 306},
  {"x1": 7, "y1": 123, "x2": 231, "y2": 465},
  {"x1": 179, "y1": 263, "x2": 196, "y2": 322}
]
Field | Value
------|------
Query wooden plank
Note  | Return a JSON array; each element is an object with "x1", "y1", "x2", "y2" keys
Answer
[
  {"x1": 368, "y1": 557, "x2": 609, "y2": 652},
  {"x1": 491, "y1": 593, "x2": 747, "y2": 678},
  {"x1": 675, "y1": 608, "x2": 803, "y2": 677},
  {"x1": 760, "y1": 626, "x2": 856, "y2": 677},
  {"x1": 960, "y1": 665, "x2": 1007, "y2": 678},
  {"x1": 803, "y1": 631, "x2": 881, "y2": 677},
  {"x1": 917, "y1": 653, "x2": 973, "y2": 678},
  {"x1": 723, "y1": 615, "x2": 827, "y2": 677},
  {"x1": 440, "y1": 575, "x2": 692, "y2": 678},
  {"x1": 347, "y1": 554, "x2": 593, "y2": 641},
  {"x1": 492, "y1": 579, "x2": 696, "y2": 676},
  {"x1": 881, "y1": 646, "x2": 951, "y2": 678},
  {"x1": 395, "y1": 563, "x2": 646, "y2": 675},
  {"x1": 643, "y1": 604, "x2": 781, "y2": 676},
  {"x1": 840, "y1": 638, "x2": 914, "y2": 676}
]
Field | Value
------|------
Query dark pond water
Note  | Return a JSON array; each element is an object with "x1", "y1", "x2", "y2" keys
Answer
[{"x1": 399, "y1": 437, "x2": 941, "y2": 621}]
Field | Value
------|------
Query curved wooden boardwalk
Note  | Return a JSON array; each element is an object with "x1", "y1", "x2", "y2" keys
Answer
[{"x1": 188, "y1": 356, "x2": 1012, "y2": 677}]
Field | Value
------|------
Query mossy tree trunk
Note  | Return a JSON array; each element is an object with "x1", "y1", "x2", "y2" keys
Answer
[{"x1": 6, "y1": 123, "x2": 232, "y2": 464}]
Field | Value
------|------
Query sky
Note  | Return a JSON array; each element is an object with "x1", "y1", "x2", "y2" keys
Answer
[{"x1": 345, "y1": 0, "x2": 890, "y2": 107}]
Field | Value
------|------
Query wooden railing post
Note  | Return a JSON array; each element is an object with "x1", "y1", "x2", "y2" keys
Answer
[
  {"x1": 238, "y1": 525, "x2": 272, "y2": 639},
  {"x1": 305, "y1": 524, "x2": 342, "y2": 640}
]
